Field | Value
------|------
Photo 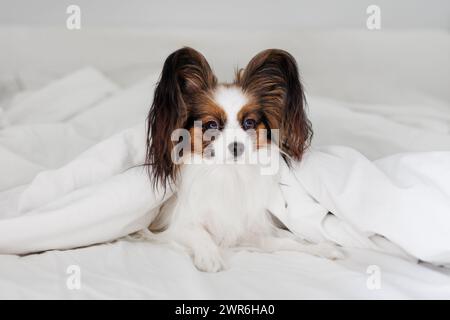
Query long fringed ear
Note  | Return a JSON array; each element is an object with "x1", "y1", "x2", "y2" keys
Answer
[
  {"x1": 236, "y1": 49, "x2": 312, "y2": 162},
  {"x1": 146, "y1": 47, "x2": 217, "y2": 189}
]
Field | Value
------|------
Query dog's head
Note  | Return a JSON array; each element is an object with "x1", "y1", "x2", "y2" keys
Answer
[{"x1": 146, "y1": 47, "x2": 312, "y2": 188}]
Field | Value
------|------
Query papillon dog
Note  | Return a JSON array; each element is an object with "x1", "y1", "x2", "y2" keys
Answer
[{"x1": 144, "y1": 47, "x2": 343, "y2": 272}]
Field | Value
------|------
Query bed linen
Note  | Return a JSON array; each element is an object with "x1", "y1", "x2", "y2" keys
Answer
[
  {"x1": 0, "y1": 66, "x2": 449, "y2": 299},
  {"x1": 3, "y1": 121, "x2": 450, "y2": 263}
]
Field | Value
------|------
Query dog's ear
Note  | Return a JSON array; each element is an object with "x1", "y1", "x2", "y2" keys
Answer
[
  {"x1": 146, "y1": 47, "x2": 217, "y2": 189},
  {"x1": 236, "y1": 49, "x2": 312, "y2": 161}
]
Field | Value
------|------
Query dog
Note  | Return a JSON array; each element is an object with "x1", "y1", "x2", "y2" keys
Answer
[{"x1": 144, "y1": 47, "x2": 343, "y2": 272}]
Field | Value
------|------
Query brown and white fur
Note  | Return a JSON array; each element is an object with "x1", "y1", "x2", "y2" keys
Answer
[{"x1": 144, "y1": 47, "x2": 343, "y2": 272}]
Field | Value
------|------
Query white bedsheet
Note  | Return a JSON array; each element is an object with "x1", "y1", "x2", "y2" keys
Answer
[{"x1": 0, "y1": 67, "x2": 449, "y2": 299}]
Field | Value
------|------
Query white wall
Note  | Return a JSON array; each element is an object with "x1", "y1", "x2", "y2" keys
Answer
[
  {"x1": 0, "y1": 0, "x2": 449, "y2": 30},
  {"x1": 0, "y1": 0, "x2": 448, "y2": 105}
]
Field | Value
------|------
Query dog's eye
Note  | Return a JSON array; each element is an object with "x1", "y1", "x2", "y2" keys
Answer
[
  {"x1": 204, "y1": 120, "x2": 219, "y2": 130},
  {"x1": 243, "y1": 118, "x2": 256, "y2": 130}
]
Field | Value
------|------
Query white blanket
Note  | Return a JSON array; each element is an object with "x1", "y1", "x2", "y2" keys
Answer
[
  {"x1": 2, "y1": 124, "x2": 449, "y2": 264},
  {"x1": 0, "y1": 69, "x2": 449, "y2": 267}
]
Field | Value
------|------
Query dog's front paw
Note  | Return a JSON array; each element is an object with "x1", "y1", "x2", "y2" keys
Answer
[{"x1": 193, "y1": 248, "x2": 226, "y2": 272}]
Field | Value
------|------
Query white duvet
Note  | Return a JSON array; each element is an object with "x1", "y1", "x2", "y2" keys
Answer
[{"x1": 1, "y1": 67, "x2": 450, "y2": 299}]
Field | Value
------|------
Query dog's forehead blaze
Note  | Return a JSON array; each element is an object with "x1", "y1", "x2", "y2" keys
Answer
[
  {"x1": 189, "y1": 84, "x2": 281, "y2": 130},
  {"x1": 212, "y1": 85, "x2": 250, "y2": 124}
]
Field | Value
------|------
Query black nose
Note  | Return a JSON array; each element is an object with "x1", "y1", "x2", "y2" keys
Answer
[{"x1": 228, "y1": 142, "x2": 244, "y2": 157}]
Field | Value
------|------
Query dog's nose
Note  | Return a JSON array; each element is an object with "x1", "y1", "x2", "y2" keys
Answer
[{"x1": 228, "y1": 142, "x2": 244, "y2": 157}]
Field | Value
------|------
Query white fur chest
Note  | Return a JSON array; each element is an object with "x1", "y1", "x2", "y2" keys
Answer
[{"x1": 172, "y1": 163, "x2": 279, "y2": 247}]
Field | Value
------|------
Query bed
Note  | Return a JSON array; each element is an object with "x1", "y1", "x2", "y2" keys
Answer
[{"x1": 0, "y1": 27, "x2": 449, "y2": 299}]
